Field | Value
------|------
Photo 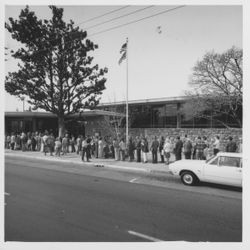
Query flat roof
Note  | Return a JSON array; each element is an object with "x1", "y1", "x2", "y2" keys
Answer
[
  {"x1": 5, "y1": 109, "x2": 125, "y2": 118},
  {"x1": 99, "y1": 96, "x2": 189, "y2": 106}
]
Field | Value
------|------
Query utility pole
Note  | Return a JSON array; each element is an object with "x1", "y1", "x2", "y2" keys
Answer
[{"x1": 126, "y1": 37, "x2": 129, "y2": 144}]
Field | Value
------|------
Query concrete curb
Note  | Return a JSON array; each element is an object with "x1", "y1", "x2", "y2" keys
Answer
[
  {"x1": 5, "y1": 152, "x2": 162, "y2": 175},
  {"x1": 102, "y1": 164, "x2": 150, "y2": 173}
]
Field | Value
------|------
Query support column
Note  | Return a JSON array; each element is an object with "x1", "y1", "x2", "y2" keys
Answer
[
  {"x1": 176, "y1": 103, "x2": 181, "y2": 128},
  {"x1": 32, "y1": 118, "x2": 36, "y2": 132}
]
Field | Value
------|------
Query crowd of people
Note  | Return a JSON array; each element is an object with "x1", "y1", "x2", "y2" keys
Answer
[{"x1": 5, "y1": 131, "x2": 242, "y2": 165}]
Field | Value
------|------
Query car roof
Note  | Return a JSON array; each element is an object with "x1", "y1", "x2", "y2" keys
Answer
[{"x1": 217, "y1": 152, "x2": 242, "y2": 158}]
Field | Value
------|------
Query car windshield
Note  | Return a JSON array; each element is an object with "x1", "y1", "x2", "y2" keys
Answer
[{"x1": 206, "y1": 155, "x2": 216, "y2": 163}]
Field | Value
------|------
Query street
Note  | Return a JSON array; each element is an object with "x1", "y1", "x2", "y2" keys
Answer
[{"x1": 5, "y1": 156, "x2": 242, "y2": 242}]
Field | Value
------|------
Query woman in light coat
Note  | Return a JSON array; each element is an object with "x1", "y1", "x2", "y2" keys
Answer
[
  {"x1": 98, "y1": 137, "x2": 104, "y2": 158},
  {"x1": 163, "y1": 137, "x2": 172, "y2": 165}
]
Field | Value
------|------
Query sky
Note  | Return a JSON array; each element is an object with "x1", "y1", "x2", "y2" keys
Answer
[{"x1": 4, "y1": 3, "x2": 242, "y2": 111}]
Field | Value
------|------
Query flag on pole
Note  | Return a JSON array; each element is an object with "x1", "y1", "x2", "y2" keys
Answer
[{"x1": 118, "y1": 42, "x2": 127, "y2": 65}]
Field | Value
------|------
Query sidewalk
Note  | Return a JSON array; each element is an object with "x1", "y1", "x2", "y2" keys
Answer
[{"x1": 4, "y1": 149, "x2": 172, "y2": 175}]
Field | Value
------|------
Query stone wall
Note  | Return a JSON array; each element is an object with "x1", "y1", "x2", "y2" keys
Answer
[
  {"x1": 85, "y1": 121, "x2": 242, "y2": 150},
  {"x1": 129, "y1": 128, "x2": 242, "y2": 150}
]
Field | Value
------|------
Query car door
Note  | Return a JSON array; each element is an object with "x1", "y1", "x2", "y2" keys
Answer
[
  {"x1": 204, "y1": 156, "x2": 242, "y2": 186},
  {"x1": 217, "y1": 156, "x2": 242, "y2": 186},
  {"x1": 203, "y1": 156, "x2": 224, "y2": 184}
]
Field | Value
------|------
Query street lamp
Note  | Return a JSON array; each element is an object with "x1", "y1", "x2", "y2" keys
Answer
[{"x1": 20, "y1": 97, "x2": 25, "y2": 111}]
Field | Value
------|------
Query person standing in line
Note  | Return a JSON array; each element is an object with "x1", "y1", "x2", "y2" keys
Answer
[
  {"x1": 40, "y1": 133, "x2": 44, "y2": 153},
  {"x1": 205, "y1": 138, "x2": 214, "y2": 160},
  {"x1": 86, "y1": 136, "x2": 92, "y2": 161},
  {"x1": 163, "y1": 137, "x2": 172, "y2": 165},
  {"x1": 213, "y1": 136, "x2": 221, "y2": 155},
  {"x1": 65, "y1": 134, "x2": 70, "y2": 153},
  {"x1": 113, "y1": 138, "x2": 120, "y2": 161},
  {"x1": 150, "y1": 136, "x2": 159, "y2": 164},
  {"x1": 90, "y1": 137, "x2": 96, "y2": 157},
  {"x1": 135, "y1": 136, "x2": 142, "y2": 163},
  {"x1": 55, "y1": 137, "x2": 62, "y2": 156},
  {"x1": 70, "y1": 136, "x2": 76, "y2": 153},
  {"x1": 21, "y1": 132, "x2": 27, "y2": 151},
  {"x1": 98, "y1": 137, "x2": 104, "y2": 158},
  {"x1": 10, "y1": 133, "x2": 16, "y2": 150},
  {"x1": 36, "y1": 132, "x2": 41, "y2": 152},
  {"x1": 20, "y1": 132, "x2": 24, "y2": 150},
  {"x1": 173, "y1": 136, "x2": 183, "y2": 161},
  {"x1": 109, "y1": 140, "x2": 115, "y2": 158},
  {"x1": 119, "y1": 138, "x2": 126, "y2": 161},
  {"x1": 141, "y1": 137, "x2": 149, "y2": 163},
  {"x1": 202, "y1": 136, "x2": 209, "y2": 160},
  {"x1": 62, "y1": 134, "x2": 68, "y2": 155},
  {"x1": 15, "y1": 133, "x2": 21, "y2": 150},
  {"x1": 195, "y1": 136, "x2": 206, "y2": 160},
  {"x1": 94, "y1": 136, "x2": 99, "y2": 158},
  {"x1": 103, "y1": 141, "x2": 110, "y2": 159},
  {"x1": 76, "y1": 135, "x2": 81, "y2": 155},
  {"x1": 47, "y1": 133, "x2": 55, "y2": 156},
  {"x1": 226, "y1": 136, "x2": 237, "y2": 152},
  {"x1": 31, "y1": 133, "x2": 37, "y2": 151},
  {"x1": 81, "y1": 137, "x2": 88, "y2": 161},
  {"x1": 42, "y1": 131, "x2": 49, "y2": 156},
  {"x1": 183, "y1": 137, "x2": 192, "y2": 159},
  {"x1": 127, "y1": 137, "x2": 135, "y2": 162},
  {"x1": 159, "y1": 136, "x2": 165, "y2": 163},
  {"x1": 192, "y1": 137, "x2": 197, "y2": 159},
  {"x1": 6, "y1": 134, "x2": 11, "y2": 149},
  {"x1": 27, "y1": 133, "x2": 32, "y2": 151}
]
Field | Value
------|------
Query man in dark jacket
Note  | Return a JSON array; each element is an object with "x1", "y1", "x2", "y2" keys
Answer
[
  {"x1": 174, "y1": 136, "x2": 183, "y2": 161},
  {"x1": 128, "y1": 137, "x2": 135, "y2": 162},
  {"x1": 135, "y1": 136, "x2": 142, "y2": 162},
  {"x1": 226, "y1": 136, "x2": 237, "y2": 152},
  {"x1": 151, "y1": 136, "x2": 159, "y2": 163},
  {"x1": 183, "y1": 137, "x2": 192, "y2": 159}
]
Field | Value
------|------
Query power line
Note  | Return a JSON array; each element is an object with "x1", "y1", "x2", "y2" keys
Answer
[
  {"x1": 5, "y1": 6, "x2": 131, "y2": 52},
  {"x1": 5, "y1": 5, "x2": 185, "y2": 60},
  {"x1": 88, "y1": 5, "x2": 185, "y2": 37},
  {"x1": 85, "y1": 5, "x2": 154, "y2": 30},
  {"x1": 75, "y1": 5, "x2": 130, "y2": 26}
]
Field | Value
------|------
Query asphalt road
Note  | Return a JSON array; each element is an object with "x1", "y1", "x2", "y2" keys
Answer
[{"x1": 5, "y1": 156, "x2": 242, "y2": 242}]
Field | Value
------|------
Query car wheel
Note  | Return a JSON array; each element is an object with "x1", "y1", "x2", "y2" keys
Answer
[{"x1": 181, "y1": 171, "x2": 197, "y2": 186}]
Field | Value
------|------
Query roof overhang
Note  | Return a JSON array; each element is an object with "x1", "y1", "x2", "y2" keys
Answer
[
  {"x1": 5, "y1": 109, "x2": 125, "y2": 118},
  {"x1": 99, "y1": 95, "x2": 189, "y2": 107}
]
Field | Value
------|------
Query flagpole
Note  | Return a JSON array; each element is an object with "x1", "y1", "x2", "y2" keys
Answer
[{"x1": 126, "y1": 37, "x2": 129, "y2": 145}]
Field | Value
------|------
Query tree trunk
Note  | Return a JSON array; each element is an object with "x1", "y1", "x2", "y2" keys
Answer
[{"x1": 58, "y1": 116, "x2": 65, "y2": 137}]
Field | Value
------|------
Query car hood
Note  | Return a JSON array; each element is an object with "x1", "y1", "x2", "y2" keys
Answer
[{"x1": 170, "y1": 160, "x2": 205, "y2": 167}]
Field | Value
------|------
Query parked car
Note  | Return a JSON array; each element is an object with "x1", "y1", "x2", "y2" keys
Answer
[{"x1": 169, "y1": 152, "x2": 242, "y2": 187}]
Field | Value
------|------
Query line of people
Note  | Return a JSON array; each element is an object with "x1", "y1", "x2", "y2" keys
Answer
[{"x1": 5, "y1": 131, "x2": 242, "y2": 164}]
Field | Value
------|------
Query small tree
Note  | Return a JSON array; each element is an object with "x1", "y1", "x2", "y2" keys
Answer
[
  {"x1": 184, "y1": 46, "x2": 242, "y2": 127},
  {"x1": 5, "y1": 6, "x2": 108, "y2": 136},
  {"x1": 101, "y1": 100, "x2": 125, "y2": 140}
]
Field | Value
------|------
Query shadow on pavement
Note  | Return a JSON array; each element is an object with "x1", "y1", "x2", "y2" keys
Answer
[{"x1": 198, "y1": 182, "x2": 242, "y2": 192}]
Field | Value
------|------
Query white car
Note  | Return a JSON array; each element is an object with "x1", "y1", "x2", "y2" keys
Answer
[{"x1": 169, "y1": 152, "x2": 242, "y2": 187}]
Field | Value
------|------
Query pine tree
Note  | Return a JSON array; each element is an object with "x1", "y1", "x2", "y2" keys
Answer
[{"x1": 5, "y1": 6, "x2": 108, "y2": 136}]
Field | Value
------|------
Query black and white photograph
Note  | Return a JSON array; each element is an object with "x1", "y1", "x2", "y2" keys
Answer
[{"x1": 1, "y1": 0, "x2": 249, "y2": 249}]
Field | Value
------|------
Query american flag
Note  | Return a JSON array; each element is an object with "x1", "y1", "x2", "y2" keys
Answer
[{"x1": 118, "y1": 42, "x2": 127, "y2": 65}]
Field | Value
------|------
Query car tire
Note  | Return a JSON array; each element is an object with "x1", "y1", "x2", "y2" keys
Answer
[{"x1": 180, "y1": 171, "x2": 198, "y2": 186}]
